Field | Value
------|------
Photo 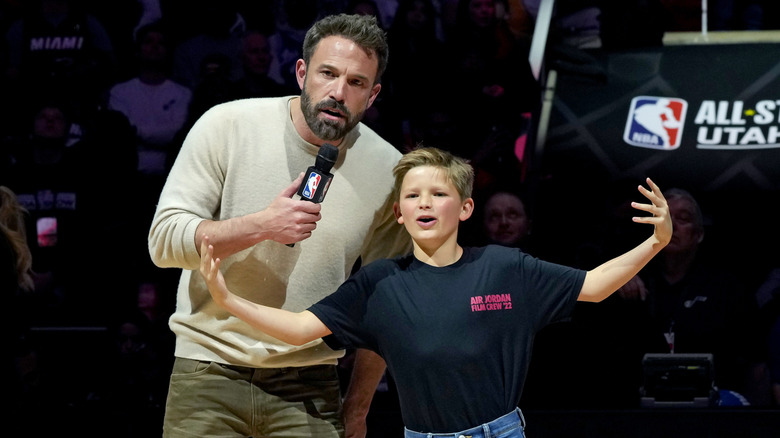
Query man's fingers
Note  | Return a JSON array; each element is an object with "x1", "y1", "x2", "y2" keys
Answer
[{"x1": 280, "y1": 173, "x2": 305, "y2": 199}]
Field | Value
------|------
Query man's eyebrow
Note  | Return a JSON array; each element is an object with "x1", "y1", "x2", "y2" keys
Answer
[{"x1": 320, "y1": 63, "x2": 371, "y2": 83}]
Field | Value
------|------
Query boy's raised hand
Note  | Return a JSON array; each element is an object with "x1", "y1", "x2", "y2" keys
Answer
[
  {"x1": 199, "y1": 235, "x2": 231, "y2": 306},
  {"x1": 631, "y1": 178, "x2": 673, "y2": 246}
]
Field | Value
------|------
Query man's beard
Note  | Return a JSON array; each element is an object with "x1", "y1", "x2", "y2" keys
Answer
[{"x1": 300, "y1": 86, "x2": 364, "y2": 141}]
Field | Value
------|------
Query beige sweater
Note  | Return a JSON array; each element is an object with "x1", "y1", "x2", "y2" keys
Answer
[{"x1": 148, "y1": 97, "x2": 411, "y2": 367}]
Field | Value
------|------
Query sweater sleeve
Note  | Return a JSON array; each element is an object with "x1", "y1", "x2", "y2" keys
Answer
[{"x1": 147, "y1": 106, "x2": 228, "y2": 270}]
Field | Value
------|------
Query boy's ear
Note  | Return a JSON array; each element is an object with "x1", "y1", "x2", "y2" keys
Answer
[
  {"x1": 393, "y1": 202, "x2": 404, "y2": 224},
  {"x1": 460, "y1": 198, "x2": 474, "y2": 222}
]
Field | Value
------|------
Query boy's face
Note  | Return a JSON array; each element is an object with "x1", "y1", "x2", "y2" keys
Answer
[{"x1": 393, "y1": 166, "x2": 473, "y2": 250}]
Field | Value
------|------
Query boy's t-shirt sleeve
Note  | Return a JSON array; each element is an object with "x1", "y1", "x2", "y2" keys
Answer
[
  {"x1": 516, "y1": 249, "x2": 585, "y2": 327},
  {"x1": 308, "y1": 259, "x2": 398, "y2": 353}
]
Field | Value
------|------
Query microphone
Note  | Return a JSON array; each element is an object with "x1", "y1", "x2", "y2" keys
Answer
[
  {"x1": 287, "y1": 143, "x2": 339, "y2": 247},
  {"x1": 297, "y1": 143, "x2": 338, "y2": 203}
]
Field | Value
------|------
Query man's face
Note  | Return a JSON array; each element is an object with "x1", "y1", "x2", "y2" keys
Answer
[
  {"x1": 242, "y1": 32, "x2": 272, "y2": 76},
  {"x1": 663, "y1": 197, "x2": 703, "y2": 254},
  {"x1": 483, "y1": 192, "x2": 529, "y2": 247},
  {"x1": 297, "y1": 36, "x2": 381, "y2": 142},
  {"x1": 139, "y1": 30, "x2": 168, "y2": 64},
  {"x1": 468, "y1": 0, "x2": 496, "y2": 28},
  {"x1": 33, "y1": 106, "x2": 68, "y2": 139}
]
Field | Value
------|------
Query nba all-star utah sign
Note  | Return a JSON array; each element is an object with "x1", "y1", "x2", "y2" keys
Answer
[
  {"x1": 625, "y1": 96, "x2": 780, "y2": 151},
  {"x1": 542, "y1": 40, "x2": 780, "y2": 192}
]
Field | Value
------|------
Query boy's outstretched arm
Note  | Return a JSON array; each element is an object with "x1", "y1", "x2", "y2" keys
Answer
[
  {"x1": 199, "y1": 235, "x2": 332, "y2": 345},
  {"x1": 579, "y1": 178, "x2": 672, "y2": 302}
]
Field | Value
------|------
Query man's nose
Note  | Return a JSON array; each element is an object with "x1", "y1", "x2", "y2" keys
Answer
[{"x1": 329, "y1": 77, "x2": 347, "y2": 102}]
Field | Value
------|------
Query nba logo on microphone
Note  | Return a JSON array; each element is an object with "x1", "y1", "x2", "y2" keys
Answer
[
  {"x1": 624, "y1": 96, "x2": 688, "y2": 150},
  {"x1": 301, "y1": 172, "x2": 321, "y2": 200}
]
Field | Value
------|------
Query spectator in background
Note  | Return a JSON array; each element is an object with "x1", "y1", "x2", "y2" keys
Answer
[
  {"x1": 405, "y1": 97, "x2": 459, "y2": 153},
  {"x1": 709, "y1": 0, "x2": 766, "y2": 30},
  {"x1": 479, "y1": 190, "x2": 532, "y2": 251},
  {"x1": 385, "y1": 0, "x2": 447, "y2": 150},
  {"x1": 754, "y1": 267, "x2": 780, "y2": 406},
  {"x1": 1, "y1": 185, "x2": 34, "y2": 296},
  {"x1": 600, "y1": 188, "x2": 768, "y2": 405},
  {"x1": 185, "y1": 52, "x2": 239, "y2": 127},
  {"x1": 86, "y1": 308, "x2": 172, "y2": 437},
  {"x1": 442, "y1": 0, "x2": 537, "y2": 160},
  {"x1": 2, "y1": 100, "x2": 85, "y2": 320},
  {"x1": 80, "y1": 0, "x2": 152, "y2": 74},
  {"x1": 107, "y1": 21, "x2": 192, "y2": 200},
  {"x1": 4, "y1": 0, "x2": 116, "y2": 128},
  {"x1": 74, "y1": 107, "x2": 143, "y2": 318},
  {"x1": 170, "y1": 0, "x2": 246, "y2": 89},
  {"x1": 133, "y1": 277, "x2": 175, "y2": 367},
  {"x1": 347, "y1": 0, "x2": 383, "y2": 19},
  {"x1": 232, "y1": 29, "x2": 298, "y2": 99},
  {"x1": 769, "y1": 303, "x2": 780, "y2": 405},
  {"x1": 267, "y1": 0, "x2": 320, "y2": 92},
  {"x1": 110, "y1": 310, "x2": 169, "y2": 408},
  {"x1": 598, "y1": 0, "x2": 665, "y2": 50},
  {"x1": 2, "y1": 100, "x2": 131, "y2": 326},
  {"x1": 1, "y1": 185, "x2": 35, "y2": 346}
]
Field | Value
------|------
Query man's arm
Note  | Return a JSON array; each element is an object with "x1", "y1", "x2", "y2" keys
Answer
[
  {"x1": 199, "y1": 236, "x2": 331, "y2": 344},
  {"x1": 343, "y1": 349, "x2": 387, "y2": 438},
  {"x1": 579, "y1": 178, "x2": 672, "y2": 302},
  {"x1": 195, "y1": 173, "x2": 323, "y2": 260}
]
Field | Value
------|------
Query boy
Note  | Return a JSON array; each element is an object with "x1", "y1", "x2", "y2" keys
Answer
[{"x1": 200, "y1": 147, "x2": 672, "y2": 437}]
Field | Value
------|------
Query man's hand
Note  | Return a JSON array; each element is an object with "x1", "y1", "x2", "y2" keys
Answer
[
  {"x1": 195, "y1": 173, "x2": 323, "y2": 258},
  {"x1": 260, "y1": 172, "x2": 323, "y2": 245}
]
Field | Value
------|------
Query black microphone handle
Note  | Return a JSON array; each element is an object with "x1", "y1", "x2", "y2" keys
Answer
[{"x1": 287, "y1": 144, "x2": 338, "y2": 247}]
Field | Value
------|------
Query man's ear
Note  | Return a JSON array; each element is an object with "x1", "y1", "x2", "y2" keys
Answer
[
  {"x1": 460, "y1": 198, "x2": 474, "y2": 222},
  {"x1": 366, "y1": 83, "x2": 381, "y2": 109},
  {"x1": 295, "y1": 59, "x2": 306, "y2": 90},
  {"x1": 393, "y1": 202, "x2": 404, "y2": 224}
]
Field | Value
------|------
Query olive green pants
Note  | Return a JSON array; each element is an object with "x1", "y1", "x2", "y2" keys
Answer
[{"x1": 162, "y1": 357, "x2": 344, "y2": 438}]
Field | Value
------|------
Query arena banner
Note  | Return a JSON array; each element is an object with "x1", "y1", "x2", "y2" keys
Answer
[{"x1": 539, "y1": 41, "x2": 780, "y2": 193}]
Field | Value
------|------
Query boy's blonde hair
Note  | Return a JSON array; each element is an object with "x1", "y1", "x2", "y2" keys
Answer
[{"x1": 392, "y1": 147, "x2": 474, "y2": 202}]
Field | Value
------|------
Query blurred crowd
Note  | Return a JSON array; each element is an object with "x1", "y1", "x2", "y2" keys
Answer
[{"x1": 2, "y1": 0, "x2": 780, "y2": 436}]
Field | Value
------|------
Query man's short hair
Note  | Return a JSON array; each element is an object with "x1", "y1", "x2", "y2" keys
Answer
[{"x1": 302, "y1": 13, "x2": 388, "y2": 84}]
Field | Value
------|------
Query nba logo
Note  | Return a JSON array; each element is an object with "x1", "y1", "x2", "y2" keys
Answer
[
  {"x1": 301, "y1": 172, "x2": 321, "y2": 199},
  {"x1": 624, "y1": 96, "x2": 688, "y2": 150}
]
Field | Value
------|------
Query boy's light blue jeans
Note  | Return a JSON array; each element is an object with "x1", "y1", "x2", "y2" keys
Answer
[{"x1": 404, "y1": 408, "x2": 526, "y2": 438}]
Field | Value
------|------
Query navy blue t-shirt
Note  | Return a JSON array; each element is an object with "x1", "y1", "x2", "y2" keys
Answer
[{"x1": 308, "y1": 245, "x2": 585, "y2": 433}]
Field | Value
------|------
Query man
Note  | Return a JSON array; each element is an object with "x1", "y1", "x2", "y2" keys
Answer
[
  {"x1": 611, "y1": 188, "x2": 765, "y2": 404},
  {"x1": 148, "y1": 14, "x2": 411, "y2": 438}
]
